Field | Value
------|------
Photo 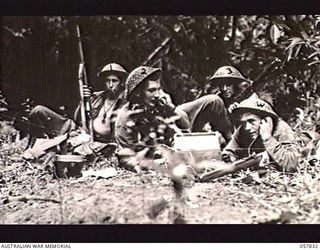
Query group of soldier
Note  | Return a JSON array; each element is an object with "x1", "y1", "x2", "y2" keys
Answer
[{"x1": 27, "y1": 62, "x2": 320, "y2": 179}]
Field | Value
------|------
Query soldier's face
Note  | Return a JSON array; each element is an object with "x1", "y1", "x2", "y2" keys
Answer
[
  {"x1": 240, "y1": 113, "x2": 262, "y2": 139},
  {"x1": 104, "y1": 74, "x2": 121, "y2": 93},
  {"x1": 220, "y1": 82, "x2": 235, "y2": 99},
  {"x1": 143, "y1": 78, "x2": 161, "y2": 106}
]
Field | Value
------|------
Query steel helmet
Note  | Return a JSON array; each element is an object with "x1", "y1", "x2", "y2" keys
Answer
[
  {"x1": 232, "y1": 93, "x2": 278, "y2": 121},
  {"x1": 97, "y1": 63, "x2": 128, "y2": 78},
  {"x1": 124, "y1": 66, "x2": 162, "y2": 100},
  {"x1": 209, "y1": 66, "x2": 248, "y2": 82}
]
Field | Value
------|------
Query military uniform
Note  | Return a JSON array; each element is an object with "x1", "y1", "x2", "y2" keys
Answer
[
  {"x1": 222, "y1": 93, "x2": 302, "y2": 172},
  {"x1": 29, "y1": 63, "x2": 127, "y2": 143},
  {"x1": 115, "y1": 66, "x2": 234, "y2": 156},
  {"x1": 29, "y1": 90, "x2": 124, "y2": 141}
]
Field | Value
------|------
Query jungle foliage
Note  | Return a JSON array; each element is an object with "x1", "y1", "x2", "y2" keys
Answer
[{"x1": 1, "y1": 16, "x2": 320, "y2": 132}]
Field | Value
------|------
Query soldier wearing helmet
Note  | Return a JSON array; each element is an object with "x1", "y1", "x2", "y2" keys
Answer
[
  {"x1": 220, "y1": 93, "x2": 302, "y2": 172},
  {"x1": 29, "y1": 63, "x2": 128, "y2": 144},
  {"x1": 115, "y1": 66, "x2": 189, "y2": 154},
  {"x1": 207, "y1": 66, "x2": 251, "y2": 108},
  {"x1": 115, "y1": 66, "x2": 234, "y2": 168},
  {"x1": 96, "y1": 63, "x2": 127, "y2": 95},
  {"x1": 74, "y1": 62, "x2": 128, "y2": 142}
]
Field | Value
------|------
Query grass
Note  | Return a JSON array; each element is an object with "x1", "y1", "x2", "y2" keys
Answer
[{"x1": 0, "y1": 121, "x2": 320, "y2": 224}]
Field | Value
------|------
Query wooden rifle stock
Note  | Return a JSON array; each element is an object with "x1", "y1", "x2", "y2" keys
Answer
[
  {"x1": 233, "y1": 154, "x2": 262, "y2": 171},
  {"x1": 76, "y1": 25, "x2": 94, "y2": 138},
  {"x1": 199, "y1": 154, "x2": 262, "y2": 181}
]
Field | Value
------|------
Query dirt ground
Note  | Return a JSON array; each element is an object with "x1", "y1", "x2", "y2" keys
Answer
[{"x1": 1, "y1": 138, "x2": 320, "y2": 224}]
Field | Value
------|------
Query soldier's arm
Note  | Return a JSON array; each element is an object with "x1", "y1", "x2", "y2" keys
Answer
[
  {"x1": 262, "y1": 120, "x2": 302, "y2": 172},
  {"x1": 172, "y1": 106, "x2": 190, "y2": 129},
  {"x1": 158, "y1": 90, "x2": 190, "y2": 129},
  {"x1": 221, "y1": 126, "x2": 242, "y2": 162},
  {"x1": 114, "y1": 108, "x2": 147, "y2": 152},
  {"x1": 263, "y1": 137, "x2": 301, "y2": 172}
]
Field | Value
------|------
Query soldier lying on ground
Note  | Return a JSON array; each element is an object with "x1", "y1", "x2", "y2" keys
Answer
[
  {"x1": 223, "y1": 93, "x2": 301, "y2": 170},
  {"x1": 28, "y1": 63, "x2": 128, "y2": 144},
  {"x1": 115, "y1": 66, "x2": 234, "y2": 172},
  {"x1": 199, "y1": 93, "x2": 303, "y2": 181}
]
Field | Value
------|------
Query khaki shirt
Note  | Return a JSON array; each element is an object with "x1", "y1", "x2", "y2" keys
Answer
[{"x1": 222, "y1": 119, "x2": 302, "y2": 172}]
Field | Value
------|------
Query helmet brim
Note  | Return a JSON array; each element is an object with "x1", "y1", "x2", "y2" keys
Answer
[
  {"x1": 97, "y1": 70, "x2": 127, "y2": 79},
  {"x1": 125, "y1": 68, "x2": 161, "y2": 100},
  {"x1": 232, "y1": 107, "x2": 278, "y2": 122},
  {"x1": 209, "y1": 75, "x2": 249, "y2": 82}
]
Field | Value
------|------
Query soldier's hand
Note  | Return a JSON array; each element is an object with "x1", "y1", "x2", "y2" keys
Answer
[
  {"x1": 157, "y1": 90, "x2": 176, "y2": 111},
  {"x1": 259, "y1": 117, "x2": 273, "y2": 141},
  {"x1": 203, "y1": 122, "x2": 213, "y2": 132},
  {"x1": 228, "y1": 102, "x2": 239, "y2": 113},
  {"x1": 83, "y1": 85, "x2": 92, "y2": 98}
]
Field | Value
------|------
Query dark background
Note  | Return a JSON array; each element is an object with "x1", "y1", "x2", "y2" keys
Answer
[{"x1": 1, "y1": 14, "x2": 320, "y2": 132}]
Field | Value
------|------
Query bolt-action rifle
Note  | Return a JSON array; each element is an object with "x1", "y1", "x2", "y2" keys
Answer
[
  {"x1": 199, "y1": 153, "x2": 263, "y2": 182},
  {"x1": 234, "y1": 58, "x2": 283, "y2": 102},
  {"x1": 76, "y1": 25, "x2": 94, "y2": 139}
]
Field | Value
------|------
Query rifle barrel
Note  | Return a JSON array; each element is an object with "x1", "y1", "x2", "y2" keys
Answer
[
  {"x1": 76, "y1": 25, "x2": 93, "y2": 138},
  {"x1": 76, "y1": 25, "x2": 85, "y2": 63}
]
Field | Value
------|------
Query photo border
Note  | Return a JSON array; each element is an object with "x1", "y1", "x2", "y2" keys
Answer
[{"x1": 0, "y1": 0, "x2": 319, "y2": 243}]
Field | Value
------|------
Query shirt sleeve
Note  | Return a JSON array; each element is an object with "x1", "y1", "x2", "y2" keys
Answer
[
  {"x1": 263, "y1": 120, "x2": 302, "y2": 172},
  {"x1": 115, "y1": 114, "x2": 151, "y2": 172},
  {"x1": 115, "y1": 113, "x2": 148, "y2": 153},
  {"x1": 263, "y1": 136, "x2": 301, "y2": 172}
]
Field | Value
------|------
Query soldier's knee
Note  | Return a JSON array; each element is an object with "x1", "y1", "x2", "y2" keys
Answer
[{"x1": 201, "y1": 94, "x2": 224, "y2": 107}]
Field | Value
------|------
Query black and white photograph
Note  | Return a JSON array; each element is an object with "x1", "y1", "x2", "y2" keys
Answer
[{"x1": 1, "y1": 12, "x2": 320, "y2": 234}]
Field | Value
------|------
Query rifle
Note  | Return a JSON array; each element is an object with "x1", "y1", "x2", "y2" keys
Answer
[
  {"x1": 76, "y1": 25, "x2": 94, "y2": 138},
  {"x1": 234, "y1": 58, "x2": 283, "y2": 101},
  {"x1": 198, "y1": 154, "x2": 263, "y2": 182},
  {"x1": 142, "y1": 37, "x2": 172, "y2": 66}
]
